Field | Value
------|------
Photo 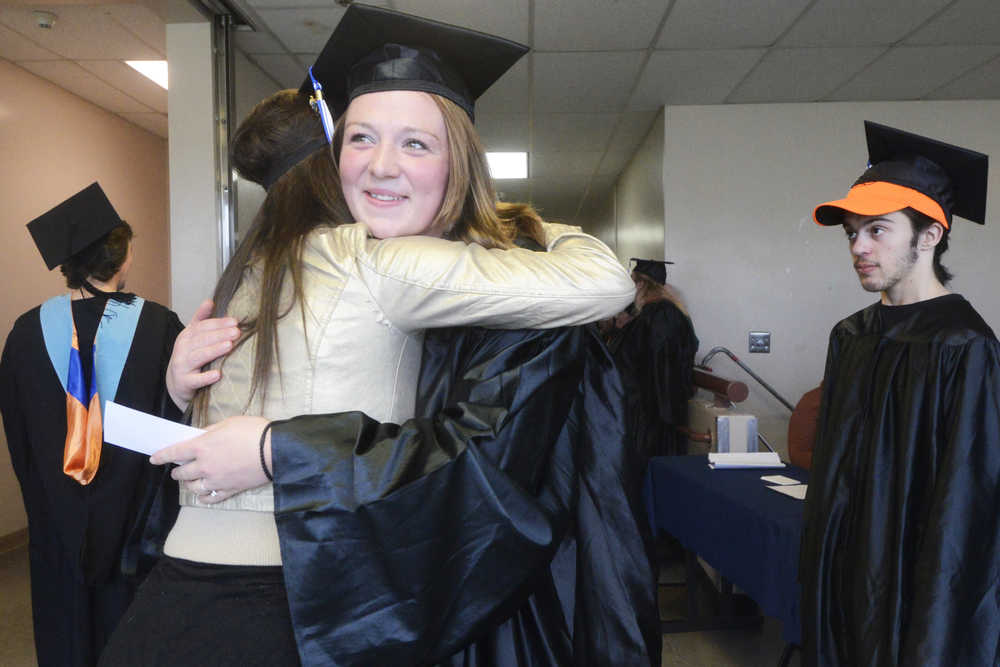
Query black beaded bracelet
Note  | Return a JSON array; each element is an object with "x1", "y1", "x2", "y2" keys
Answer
[{"x1": 259, "y1": 422, "x2": 274, "y2": 482}]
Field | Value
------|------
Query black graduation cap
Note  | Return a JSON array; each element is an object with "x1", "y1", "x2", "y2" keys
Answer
[
  {"x1": 300, "y1": 3, "x2": 529, "y2": 121},
  {"x1": 814, "y1": 121, "x2": 988, "y2": 228},
  {"x1": 630, "y1": 258, "x2": 674, "y2": 285},
  {"x1": 26, "y1": 183, "x2": 125, "y2": 270}
]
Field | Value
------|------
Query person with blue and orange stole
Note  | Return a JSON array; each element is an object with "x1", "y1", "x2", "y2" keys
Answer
[{"x1": 0, "y1": 183, "x2": 183, "y2": 666}]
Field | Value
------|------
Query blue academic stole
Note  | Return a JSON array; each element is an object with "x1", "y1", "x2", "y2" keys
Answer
[{"x1": 40, "y1": 294, "x2": 144, "y2": 484}]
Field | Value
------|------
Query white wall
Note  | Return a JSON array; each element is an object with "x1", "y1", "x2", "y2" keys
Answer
[
  {"x1": 664, "y1": 100, "x2": 1000, "y2": 455},
  {"x1": 580, "y1": 109, "x2": 667, "y2": 267},
  {"x1": 615, "y1": 109, "x2": 666, "y2": 265}
]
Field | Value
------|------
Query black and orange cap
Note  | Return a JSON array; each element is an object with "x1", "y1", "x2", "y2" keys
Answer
[{"x1": 814, "y1": 121, "x2": 988, "y2": 229}]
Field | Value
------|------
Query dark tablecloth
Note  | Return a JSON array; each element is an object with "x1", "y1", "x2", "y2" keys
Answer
[{"x1": 643, "y1": 455, "x2": 808, "y2": 644}]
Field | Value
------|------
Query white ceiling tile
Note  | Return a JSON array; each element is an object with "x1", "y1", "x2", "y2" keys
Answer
[
  {"x1": 119, "y1": 112, "x2": 168, "y2": 138},
  {"x1": 609, "y1": 111, "x2": 659, "y2": 153},
  {"x1": 658, "y1": 0, "x2": 811, "y2": 49},
  {"x1": 580, "y1": 174, "x2": 616, "y2": 206},
  {"x1": 477, "y1": 57, "x2": 530, "y2": 114},
  {"x1": 630, "y1": 49, "x2": 765, "y2": 108},
  {"x1": 476, "y1": 113, "x2": 530, "y2": 152},
  {"x1": 0, "y1": 6, "x2": 161, "y2": 60},
  {"x1": 249, "y1": 0, "x2": 356, "y2": 7},
  {"x1": 0, "y1": 22, "x2": 61, "y2": 61},
  {"x1": 78, "y1": 60, "x2": 168, "y2": 113},
  {"x1": 534, "y1": 0, "x2": 666, "y2": 50},
  {"x1": 494, "y1": 182, "x2": 532, "y2": 203},
  {"x1": 19, "y1": 60, "x2": 154, "y2": 113},
  {"x1": 532, "y1": 113, "x2": 618, "y2": 152},
  {"x1": 257, "y1": 7, "x2": 346, "y2": 53},
  {"x1": 539, "y1": 173, "x2": 595, "y2": 191},
  {"x1": 233, "y1": 28, "x2": 287, "y2": 55},
  {"x1": 927, "y1": 54, "x2": 1000, "y2": 99},
  {"x1": 392, "y1": 0, "x2": 529, "y2": 44},
  {"x1": 904, "y1": 0, "x2": 1000, "y2": 46},
  {"x1": 828, "y1": 45, "x2": 1000, "y2": 101},
  {"x1": 533, "y1": 194, "x2": 585, "y2": 222},
  {"x1": 534, "y1": 51, "x2": 644, "y2": 112},
  {"x1": 250, "y1": 53, "x2": 307, "y2": 89},
  {"x1": 598, "y1": 149, "x2": 633, "y2": 176},
  {"x1": 532, "y1": 174, "x2": 596, "y2": 223},
  {"x1": 779, "y1": 0, "x2": 952, "y2": 47},
  {"x1": 531, "y1": 152, "x2": 602, "y2": 178},
  {"x1": 728, "y1": 47, "x2": 885, "y2": 103},
  {"x1": 106, "y1": 4, "x2": 165, "y2": 55},
  {"x1": 588, "y1": 175, "x2": 616, "y2": 192}
]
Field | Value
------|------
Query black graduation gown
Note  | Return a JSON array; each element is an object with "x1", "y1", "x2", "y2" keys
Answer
[
  {"x1": 612, "y1": 299, "x2": 698, "y2": 457},
  {"x1": 800, "y1": 294, "x2": 1000, "y2": 667},
  {"x1": 0, "y1": 298, "x2": 182, "y2": 667},
  {"x1": 271, "y1": 325, "x2": 661, "y2": 666}
]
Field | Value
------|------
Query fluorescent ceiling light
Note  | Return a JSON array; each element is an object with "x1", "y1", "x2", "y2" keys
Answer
[
  {"x1": 126, "y1": 60, "x2": 168, "y2": 89},
  {"x1": 487, "y1": 152, "x2": 527, "y2": 179}
]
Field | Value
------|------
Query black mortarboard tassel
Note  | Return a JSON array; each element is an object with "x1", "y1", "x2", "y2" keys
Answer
[
  {"x1": 630, "y1": 258, "x2": 674, "y2": 286},
  {"x1": 27, "y1": 183, "x2": 125, "y2": 270},
  {"x1": 300, "y1": 3, "x2": 528, "y2": 121}
]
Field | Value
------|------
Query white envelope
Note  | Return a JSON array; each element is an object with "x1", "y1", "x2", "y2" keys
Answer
[
  {"x1": 767, "y1": 484, "x2": 808, "y2": 500},
  {"x1": 708, "y1": 451, "x2": 785, "y2": 469},
  {"x1": 103, "y1": 401, "x2": 204, "y2": 456}
]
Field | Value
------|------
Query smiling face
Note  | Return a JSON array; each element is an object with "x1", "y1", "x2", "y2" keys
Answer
[{"x1": 338, "y1": 90, "x2": 451, "y2": 239}]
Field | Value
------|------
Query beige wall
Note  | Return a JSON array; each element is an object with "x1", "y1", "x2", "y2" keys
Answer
[
  {"x1": 664, "y1": 100, "x2": 1000, "y2": 458},
  {"x1": 0, "y1": 59, "x2": 170, "y2": 536},
  {"x1": 614, "y1": 109, "x2": 666, "y2": 266},
  {"x1": 581, "y1": 109, "x2": 667, "y2": 268}
]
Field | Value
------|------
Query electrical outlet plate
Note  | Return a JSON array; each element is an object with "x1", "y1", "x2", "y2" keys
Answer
[{"x1": 749, "y1": 331, "x2": 770, "y2": 353}]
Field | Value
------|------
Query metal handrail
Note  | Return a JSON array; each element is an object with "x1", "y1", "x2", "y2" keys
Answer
[{"x1": 697, "y1": 346, "x2": 795, "y2": 413}]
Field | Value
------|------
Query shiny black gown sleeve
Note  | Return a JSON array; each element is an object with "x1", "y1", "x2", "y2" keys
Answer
[{"x1": 271, "y1": 326, "x2": 659, "y2": 666}]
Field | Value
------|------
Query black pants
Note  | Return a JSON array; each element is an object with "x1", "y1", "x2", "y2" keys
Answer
[
  {"x1": 28, "y1": 540, "x2": 134, "y2": 667},
  {"x1": 99, "y1": 557, "x2": 301, "y2": 667}
]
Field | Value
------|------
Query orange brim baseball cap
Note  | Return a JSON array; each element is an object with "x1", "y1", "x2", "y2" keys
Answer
[{"x1": 813, "y1": 181, "x2": 949, "y2": 228}]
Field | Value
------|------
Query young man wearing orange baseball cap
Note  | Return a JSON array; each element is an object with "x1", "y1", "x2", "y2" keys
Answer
[{"x1": 799, "y1": 122, "x2": 999, "y2": 667}]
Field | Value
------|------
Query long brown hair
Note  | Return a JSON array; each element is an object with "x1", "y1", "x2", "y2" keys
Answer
[{"x1": 192, "y1": 89, "x2": 350, "y2": 419}]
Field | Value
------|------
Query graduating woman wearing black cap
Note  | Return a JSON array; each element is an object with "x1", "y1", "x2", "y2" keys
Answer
[
  {"x1": 802, "y1": 122, "x2": 1000, "y2": 666},
  {"x1": 101, "y1": 5, "x2": 659, "y2": 666}
]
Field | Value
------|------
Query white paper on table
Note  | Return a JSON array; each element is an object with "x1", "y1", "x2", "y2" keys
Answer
[
  {"x1": 767, "y1": 484, "x2": 808, "y2": 500},
  {"x1": 103, "y1": 401, "x2": 205, "y2": 455},
  {"x1": 707, "y1": 451, "x2": 785, "y2": 469},
  {"x1": 761, "y1": 474, "x2": 800, "y2": 486}
]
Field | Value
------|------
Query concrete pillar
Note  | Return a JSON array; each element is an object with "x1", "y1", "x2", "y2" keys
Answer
[{"x1": 167, "y1": 21, "x2": 218, "y2": 322}]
